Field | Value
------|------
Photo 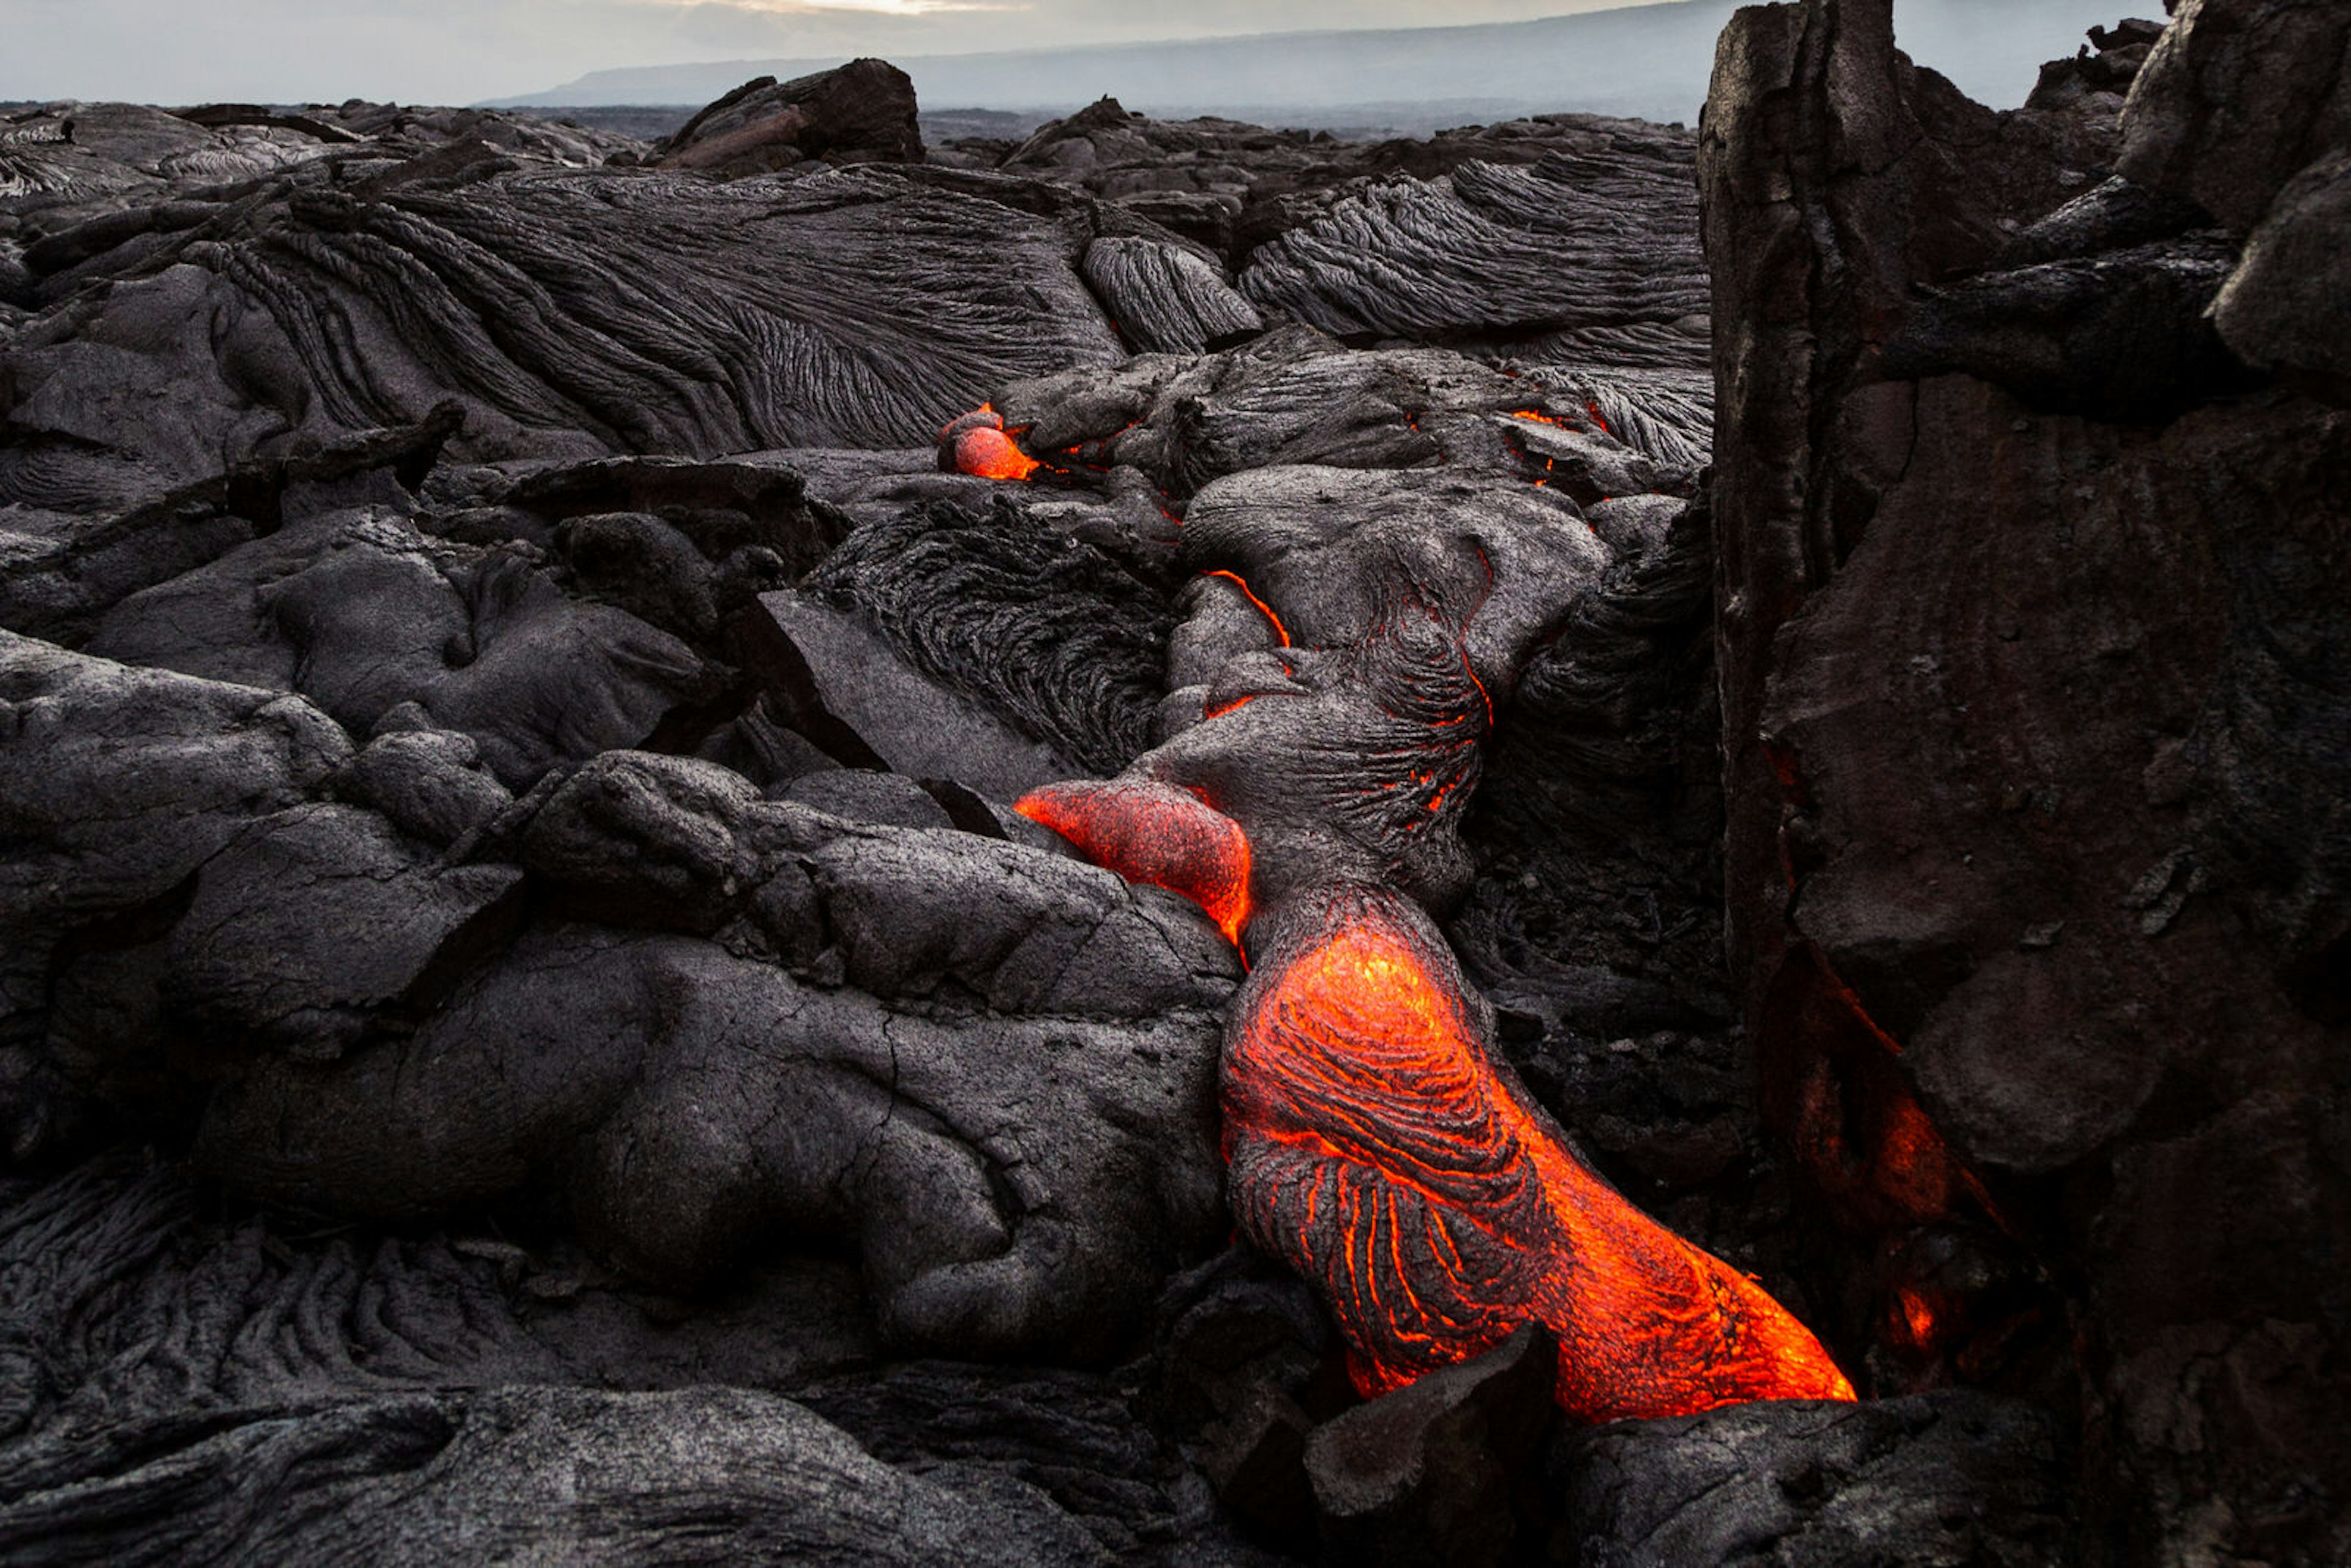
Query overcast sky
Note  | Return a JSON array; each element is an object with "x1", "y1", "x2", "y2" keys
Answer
[{"x1": 2, "y1": 0, "x2": 1676, "y2": 107}]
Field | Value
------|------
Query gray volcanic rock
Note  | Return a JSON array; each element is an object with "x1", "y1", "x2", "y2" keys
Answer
[
  {"x1": 1082, "y1": 236, "x2": 1263, "y2": 354},
  {"x1": 133, "y1": 740, "x2": 1242, "y2": 1358},
  {"x1": 804, "y1": 497, "x2": 1176, "y2": 778},
  {"x1": 991, "y1": 324, "x2": 1698, "y2": 501},
  {"x1": 1552, "y1": 1391, "x2": 2069, "y2": 1567},
  {"x1": 654, "y1": 59, "x2": 924, "y2": 177},
  {"x1": 781, "y1": 768, "x2": 957, "y2": 830},
  {"x1": 1302, "y1": 1324, "x2": 1556, "y2": 1568},
  {"x1": 196, "y1": 915, "x2": 1232, "y2": 1360},
  {"x1": 0, "y1": 403, "x2": 462, "y2": 645},
  {"x1": 1, "y1": 1384, "x2": 1111, "y2": 1567},
  {"x1": 961, "y1": 99, "x2": 1719, "y2": 455},
  {"x1": 1239, "y1": 140, "x2": 1704, "y2": 358},
  {"x1": 2, "y1": 162, "x2": 1127, "y2": 510},
  {"x1": 0, "y1": 1156, "x2": 1280, "y2": 1566},
  {"x1": 83, "y1": 506, "x2": 724, "y2": 788},
  {"x1": 0, "y1": 634, "x2": 351, "y2": 1126},
  {"x1": 340, "y1": 727, "x2": 514, "y2": 846},
  {"x1": 799, "y1": 1360, "x2": 1280, "y2": 1563},
  {"x1": 748, "y1": 588, "x2": 1090, "y2": 800},
  {"x1": 160, "y1": 801, "x2": 524, "y2": 1060}
]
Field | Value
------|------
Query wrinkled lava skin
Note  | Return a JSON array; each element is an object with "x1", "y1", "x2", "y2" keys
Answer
[
  {"x1": 1017, "y1": 477, "x2": 1855, "y2": 1420},
  {"x1": 1228, "y1": 883, "x2": 1853, "y2": 1417}
]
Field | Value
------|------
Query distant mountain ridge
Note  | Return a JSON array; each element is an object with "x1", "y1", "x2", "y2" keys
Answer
[{"x1": 486, "y1": 0, "x2": 2137, "y2": 127}]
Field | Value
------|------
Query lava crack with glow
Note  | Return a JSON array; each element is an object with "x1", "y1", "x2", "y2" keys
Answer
[{"x1": 1000, "y1": 430, "x2": 1852, "y2": 1419}]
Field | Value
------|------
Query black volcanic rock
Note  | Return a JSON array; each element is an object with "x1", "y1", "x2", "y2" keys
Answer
[
  {"x1": 1302, "y1": 1324, "x2": 1556, "y2": 1568},
  {"x1": 160, "y1": 801, "x2": 524, "y2": 1060},
  {"x1": 1552, "y1": 1392, "x2": 2069, "y2": 1567},
  {"x1": 2212, "y1": 148, "x2": 2351, "y2": 394},
  {"x1": 81, "y1": 506, "x2": 726, "y2": 789},
  {"x1": 0, "y1": 632, "x2": 353, "y2": 1158},
  {"x1": 2117, "y1": 0, "x2": 2351, "y2": 235},
  {"x1": 1238, "y1": 138, "x2": 1704, "y2": 360},
  {"x1": 1701, "y1": 0, "x2": 2351, "y2": 1558},
  {"x1": 1, "y1": 1384, "x2": 1111, "y2": 1566},
  {"x1": 748, "y1": 588, "x2": 1090, "y2": 799},
  {"x1": 654, "y1": 59, "x2": 924, "y2": 177}
]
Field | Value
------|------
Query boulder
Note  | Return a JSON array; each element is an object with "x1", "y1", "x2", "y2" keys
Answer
[
  {"x1": 2117, "y1": 0, "x2": 2351, "y2": 233},
  {"x1": 0, "y1": 632, "x2": 350, "y2": 1154},
  {"x1": 655, "y1": 60, "x2": 923, "y2": 178},
  {"x1": 340, "y1": 727, "x2": 514, "y2": 847},
  {"x1": 1552, "y1": 1391, "x2": 2068, "y2": 1568},
  {"x1": 160, "y1": 802, "x2": 524, "y2": 1060},
  {"x1": 1303, "y1": 1324, "x2": 1557, "y2": 1568},
  {"x1": 2211, "y1": 149, "x2": 2351, "y2": 393}
]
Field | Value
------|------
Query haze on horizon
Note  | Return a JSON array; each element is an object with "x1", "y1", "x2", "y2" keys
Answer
[
  {"x1": 6, "y1": 0, "x2": 2137, "y2": 114},
  {"x1": 4, "y1": 0, "x2": 1684, "y2": 107}
]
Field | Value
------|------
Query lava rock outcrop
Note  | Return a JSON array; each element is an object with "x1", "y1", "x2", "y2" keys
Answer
[{"x1": 1702, "y1": 0, "x2": 2351, "y2": 1559}]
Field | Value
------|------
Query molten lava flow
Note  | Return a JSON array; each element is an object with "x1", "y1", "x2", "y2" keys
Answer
[
  {"x1": 937, "y1": 405, "x2": 1041, "y2": 481},
  {"x1": 1221, "y1": 885, "x2": 1855, "y2": 1421},
  {"x1": 1023, "y1": 763, "x2": 1854, "y2": 1419},
  {"x1": 955, "y1": 428, "x2": 1040, "y2": 481},
  {"x1": 1014, "y1": 489, "x2": 1853, "y2": 1420},
  {"x1": 1202, "y1": 570, "x2": 1291, "y2": 648},
  {"x1": 1014, "y1": 779, "x2": 1253, "y2": 946}
]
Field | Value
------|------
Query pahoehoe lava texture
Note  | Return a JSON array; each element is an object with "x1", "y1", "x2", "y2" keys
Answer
[
  {"x1": 806, "y1": 497, "x2": 1174, "y2": 776},
  {"x1": 6, "y1": 15, "x2": 2334, "y2": 1561},
  {"x1": 4, "y1": 163, "x2": 1129, "y2": 510},
  {"x1": 1240, "y1": 147, "x2": 1704, "y2": 351}
]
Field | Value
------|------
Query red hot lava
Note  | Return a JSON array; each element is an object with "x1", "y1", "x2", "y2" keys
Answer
[
  {"x1": 1013, "y1": 786, "x2": 1855, "y2": 1422},
  {"x1": 938, "y1": 405, "x2": 1040, "y2": 481},
  {"x1": 1002, "y1": 432, "x2": 1850, "y2": 1420},
  {"x1": 1225, "y1": 885, "x2": 1856, "y2": 1419},
  {"x1": 1016, "y1": 779, "x2": 1253, "y2": 946}
]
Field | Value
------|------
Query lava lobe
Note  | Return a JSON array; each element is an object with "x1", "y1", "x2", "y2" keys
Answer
[{"x1": 1018, "y1": 472, "x2": 1854, "y2": 1420}]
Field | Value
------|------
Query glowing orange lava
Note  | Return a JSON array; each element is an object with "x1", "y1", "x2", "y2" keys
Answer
[
  {"x1": 937, "y1": 404, "x2": 1042, "y2": 481},
  {"x1": 1010, "y1": 516, "x2": 1853, "y2": 1420},
  {"x1": 952, "y1": 426, "x2": 1040, "y2": 481},
  {"x1": 1204, "y1": 570, "x2": 1291, "y2": 648},
  {"x1": 1222, "y1": 887, "x2": 1856, "y2": 1420},
  {"x1": 1014, "y1": 779, "x2": 1254, "y2": 945}
]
